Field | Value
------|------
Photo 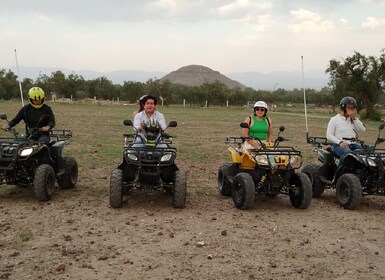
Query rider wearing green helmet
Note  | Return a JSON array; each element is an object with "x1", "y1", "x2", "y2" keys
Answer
[{"x1": 1, "y1": 87, "x2": 55, "y2": 144}]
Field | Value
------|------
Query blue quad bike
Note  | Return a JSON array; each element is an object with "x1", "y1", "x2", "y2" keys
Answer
[
  {"x1": 303, "y1": 123, "x2": 385, "y2": 210},
  {"x1": 109, "y1": 119, "x2": 186, "y2": 208}
]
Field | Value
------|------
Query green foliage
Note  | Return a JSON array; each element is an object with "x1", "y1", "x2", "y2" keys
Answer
[
  {"x1": 359, "y1": 108, "x2": 382, "y2": 121},
  {"x1": 326, "y1": 50, "x2": 385, "y2": 120},
  {"x1": 2, "y1": 51, "x2": 384, "y2": 115},
  {"x1": 19, "y1": 230, "x2": 34, "y2": 241}
]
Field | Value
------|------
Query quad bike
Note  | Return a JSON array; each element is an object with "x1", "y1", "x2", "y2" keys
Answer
[
  {"x1": 0, "y1": 113, "x2": 78, "y2": 201},
  {"x1": 218, "y1": 123, "x2": 312, "y2": 210},
  {"x1": 303, "y1": 123, "x2": 385, "y2": 210},
  {"x1": 109, "y1": 119, "x2": 186, "y2": 208}
]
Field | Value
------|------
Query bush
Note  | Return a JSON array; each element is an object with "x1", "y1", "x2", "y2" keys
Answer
[{"x1": 359, "y1": 108, "x2": 382, "y2": 121}]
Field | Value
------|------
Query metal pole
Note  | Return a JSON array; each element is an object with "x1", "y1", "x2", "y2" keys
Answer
[
  {"x1": 14, "y1": 49, "x2": 24, "y2": 107},
  {"x1": 302, "y1": 56, "x2": 309, "y2": 140}
]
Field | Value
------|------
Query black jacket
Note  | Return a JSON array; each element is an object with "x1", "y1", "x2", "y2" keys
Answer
[{"x1": 8, "y1": 104, "x2": 55, "y2": 135}]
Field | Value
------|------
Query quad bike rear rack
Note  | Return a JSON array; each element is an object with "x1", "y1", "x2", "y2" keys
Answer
[{"x1": 49, "y1": 130, "x2": 72, "y2": 141}]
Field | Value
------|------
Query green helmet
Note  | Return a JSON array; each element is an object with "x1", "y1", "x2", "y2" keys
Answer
[{"x1": 28, "y1": 87, "x2": 45, "y2": 108}]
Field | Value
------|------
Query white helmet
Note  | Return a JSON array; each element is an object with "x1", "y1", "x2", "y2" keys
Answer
[{"x1": 253, "y1": 101, "x2": 268, "y2": 111}]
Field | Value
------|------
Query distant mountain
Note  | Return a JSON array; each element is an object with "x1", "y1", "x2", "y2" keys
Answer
[
  {"x1": 4, "y1": 66, "x2": 328, "y2": 90},
  {"x1": 160, "y1": 65, "x2": 247, "y2": 89}
]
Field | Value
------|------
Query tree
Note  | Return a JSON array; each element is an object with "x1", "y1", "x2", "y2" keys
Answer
[
  {"x1": 0, "y1": 69, "x2": 19, "y2": 100},
  {"x1": 326, "y1": 51, "x2": 385, "y2": 119},
  {"x1": 121, "y1": 81, "x2": 144, "y2": 102}
]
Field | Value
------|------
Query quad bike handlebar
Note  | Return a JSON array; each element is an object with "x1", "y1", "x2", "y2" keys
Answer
[{"x1": 123, "y1": 119, "x2": 177, "y2": 146}]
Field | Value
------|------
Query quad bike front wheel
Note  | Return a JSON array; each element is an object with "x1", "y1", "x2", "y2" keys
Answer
[
  {"x1": 232, "y1": 172, "x2": 255, "y2": 210},
  {"x1": 172, "y1": 170, "x2": 187, "y2": 208},
  {"x1": 336, "y1": 173, "x2": 362, "y2": 210},
  {"x1": 57, "y1": 157, "x2": 78, "y2": 189},
  {"x1": 34, "y1": 164, "x2": 56, "y2": 201},
  {"x1": 302, "y1": 164, "x2": 326, "y2": 197},
  {"x1": 110, "y1": 168, "x2": 123, "y2": 208},
  {"x1": 218, "y1": 163, "x2": 238, "y2": 196},
  {"x1": 289, "y1": 173, "x2": 312, "y2": 209}
]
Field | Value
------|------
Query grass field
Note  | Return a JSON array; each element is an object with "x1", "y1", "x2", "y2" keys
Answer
[{"x1": 1, "y1": 100, "x2": 383, "y2": 197}]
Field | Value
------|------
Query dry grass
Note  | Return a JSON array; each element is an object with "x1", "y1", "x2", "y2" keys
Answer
[{"x1": 1, "y1": 100, "x2": 383, "y2": 197}]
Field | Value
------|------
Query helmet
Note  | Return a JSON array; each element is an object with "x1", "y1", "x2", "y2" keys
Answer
[
  {"x1": 253, "y1": 101, "x2": 268, "y2": 111},
  {"x1": 28, "y1": 87, "x2": 45, "y2": 109},
  {"x1": 144, "y1": 117, "x2": 160, "y2": 141},
  {"x1": 253, "y1": 101, "x2": 268, "y2": 110},
  {"x1": 142, "y1": 95, "x2": 157, "y2": 105},
  {"x1": 340, "y1": 96, "x2": 357, "y2": 111},
  {"x1": 139, "y1": 95, "x2": 148, "y2": 105}
]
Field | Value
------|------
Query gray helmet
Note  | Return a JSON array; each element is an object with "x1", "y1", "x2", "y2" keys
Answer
[{"x1": 340, "y1": 96, "x2": 357, "y2": 111}]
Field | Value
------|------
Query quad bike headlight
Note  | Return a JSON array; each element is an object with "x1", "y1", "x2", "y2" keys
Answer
[
  {"x1": 289, "y1": 156, "x2": 302, "y2": 169},
  {"x1": 161, "y1": 153, "x2": 173, "y2": 162},
  {"x1": 366, "y1": 157, "x2": 377, "y2": 167},
  {"x1": 19, "y1": 147, "x2": 33, "y2": 157},
  {"x1": 127, "y1": 153, "x2": 138, "y2": 161},
  {"x1": 255, "y1": 155, "x2": 269, "y2": 165}
]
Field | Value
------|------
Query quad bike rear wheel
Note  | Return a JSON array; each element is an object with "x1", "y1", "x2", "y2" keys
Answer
[
  {"x1": 302, "y1": 164, "x2": 325, "y2": 197},
  {"x1": 110, "y1": 168, "x2": 123, "y2": 208},
  {"x1": 172, "y1": 170, "x2": 186, "y2": 208},
  {"x1": 232, "y1": 172, "x2": 255, "y2": 210},
  {"x1": 218, "y1": 163, "x2": 238, "y2": 196},
  {"x1": 34, "y1": 164, "x2": 56, "y2": 201},
  {"x1": 336, "y1": 173, "x2": 362, "y2": 210},
  {"x1": 57, "y1": 157, "x2": 78, "y2": 189},
  {"x1": 289, "y1": 173, "x2": 312, "y2": 209}
]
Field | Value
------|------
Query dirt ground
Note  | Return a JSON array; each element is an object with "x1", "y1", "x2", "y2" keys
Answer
[
  {"x1": 1, "y1": 163, "x2": 385, "y2": 280},
  {"x1": 1, "y1": 104, "x2": 385, "y2": 280}
]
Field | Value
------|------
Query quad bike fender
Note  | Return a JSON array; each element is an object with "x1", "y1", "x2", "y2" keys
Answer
[
  {"x1": 228, "y1": 147, "x2": 255, "y2": 170},
  {"x1": 228, "y1": 147, "x2": 242, "y2": 163},
  {"x1": 344, "y1": 153, "x2": 369, "y2": 169},
  {"x1": 50, "y1": 140, "x2": 69, "y2": 158},
  {"x1": 317, "y1": 148, "x2": 335, "y2": 164},
  {"x1": 32, "y1": 145, "x2": 54, "y2": 166}
]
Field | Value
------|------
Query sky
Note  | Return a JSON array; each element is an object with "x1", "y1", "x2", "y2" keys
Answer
[{"x1": 1, "y1": 0, "x2": 385, "y2": 76}]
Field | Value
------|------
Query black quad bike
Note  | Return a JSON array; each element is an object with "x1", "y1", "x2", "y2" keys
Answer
[
  {"x1": 303, "y1": 124, "x2": 385, "y2": 210},
  {"x1": 0, "y1": 113, "x2": 78, "y2": 201},
  {"x1": 218, "y1": 123, "x2": 312, "y2": 210},
  {"x1": 109, "y1": 119, "x2": 186, "y2": 208}
]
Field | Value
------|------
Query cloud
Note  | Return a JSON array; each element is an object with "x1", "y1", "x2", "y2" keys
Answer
[
  {"x1": 218, "y1": 0, "x2": 272, "y2": 18},
  {"x1": 288, "y1": 8, "x2": 334, "y2": 33},
  {"x1": 362, "y1": 16, "x2": 385, "y2": 29}
]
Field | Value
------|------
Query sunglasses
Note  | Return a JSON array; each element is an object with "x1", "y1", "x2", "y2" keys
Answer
[{"x1": 254, "y1": 107, "x2": 265, "y2": 112}]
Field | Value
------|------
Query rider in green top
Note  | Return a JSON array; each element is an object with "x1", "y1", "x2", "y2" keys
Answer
[
  {"x1": 242, "y1": 101, "x2": 273, "y2": 149},
  {"x1": 248, "y1": 114, "x2": 269, "y2": 140}
]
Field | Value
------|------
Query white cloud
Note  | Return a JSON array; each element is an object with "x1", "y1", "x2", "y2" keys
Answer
[
  {"x1": 219, "y1": 0, "x2": 272, "y2": 18},
  {"x1": 362, "y1": 16, "x2": 385, "y2": 29},
  {"x1": 288, "y1": 9, "x2": 334, "y2": 33}
]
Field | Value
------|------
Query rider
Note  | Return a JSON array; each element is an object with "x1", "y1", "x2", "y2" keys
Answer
[
  {"x1": 132, "y1": 95, "x2": 148, "y2": 118},
  {"x1": 326, "y1": 96, "x2": 365, "y2": 179},
  {"x1": 133, "y1": 95, "x2": 166, "y2": 141},
  {"x1": 1, "y1": 87, "x2": 55, "y2": 145},
  {"x1": 242, "y1": 101, "x2": 273, "y2": 150}
]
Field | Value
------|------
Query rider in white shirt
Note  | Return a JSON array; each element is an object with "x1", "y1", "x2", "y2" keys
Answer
[
  {"x1": 326, "y1": 96, "x2": 365, "y2": 180},
  {"x1": 133, "y1": 95, "x2": 166, "y2": 142}
]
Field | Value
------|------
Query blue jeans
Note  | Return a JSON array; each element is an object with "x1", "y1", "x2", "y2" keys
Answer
[{"x1": 331, "y1": 143, "x2": 363, "y2": 169}]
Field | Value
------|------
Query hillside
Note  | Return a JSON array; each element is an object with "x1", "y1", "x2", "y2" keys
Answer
[{"x1": 160, "y1": 65, "x2": 247, "y2": 89}]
